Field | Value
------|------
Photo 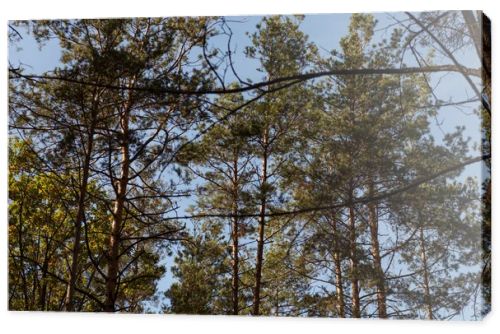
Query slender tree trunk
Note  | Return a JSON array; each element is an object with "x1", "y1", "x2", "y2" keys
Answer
[
  {"x1": 64, "y1": 109, "x2": 97, "y2": 311},
  {"x1": 367, "y1": 179, "x2": 387, "y2": 318},
  {"x1": 104, "y1": 102, "x2": 131, "y2": 312},
  {"x1": 17, "y1": 200, "x2": 30, "y2": 310},
  {"x1": 253, "y1": 131, "x2": 269, "y2": 316},
  {"x1": 38, "y1": 239, "x2": 51, "y2": 310},
  {"x1": 274, "y1": 289, "x2": 280, "y2": 316},
  {"x1": 30, "y1": 234, "x2": 42, "y2": 310},
  {"x1": 231, "y1": 153, "x2": 240, "y2": 315},
  {"x1": 231, "y1": 214, "x2": 240, "y2": 315},
  {"x1": 332, "y1": 216, "x2": 346, "y2": 318},
  {"x1": 47, "y1": 287, "x2": 53, "y2": 309},
  {"x1": 348, "y1": 188, "x2": 360, "y2": 318},
  {"x1": 419, "y1": 225, "x2": 433, "y2": 320},
  {"x1": 38, "y1": 276, "x2": 48, "y2": 310},
  {"x1": 76, "y1": 267, "x2": 97, "y2": 312}
]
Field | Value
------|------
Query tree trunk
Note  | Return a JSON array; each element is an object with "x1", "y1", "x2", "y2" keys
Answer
[
  {"x1": 332, "y1": 216, "x2": 346, "y2": 318},
  {"x1": 104, "y1": 103, "x2": 130, "y2": 312},
  {"x1": 231, "y1": 153, "x2": 240, "y2": 315},
  {"x1": 231, "y1": 213, "x2": 239, "y2": 315},
  {"x1": 348, "y1": 188, "x2": 360, "y2": 318},
  {"x1": 38, "y1": 237, "x2": 51, "y2": 310},
  {"x1": 17, "y1": 200, "x2": 30, "y2": 310},
  {"x1": 367, "y1": 179, "x2": 387, "y2": 318},
  {"x1": 419, "y1": 225, "x2": 433, "y2": 320},
  {"x1": 252, "y1": 131, "x2": 269, "y2": 316},
  {"x1": 64, "y1": 109, "x2": 96, "y2": 311}
]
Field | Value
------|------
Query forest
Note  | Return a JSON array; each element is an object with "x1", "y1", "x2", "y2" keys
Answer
[{"x1": 8, "y1": 11, "x2": 490, "y2": 319}]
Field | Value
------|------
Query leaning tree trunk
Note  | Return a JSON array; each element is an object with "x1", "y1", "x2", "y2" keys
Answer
[
  {"x1": 367, "y1": 179, "x2": 387, "y2": 318},
  {"x1": 252, "y1": 130, "x2": 269, "y2": 316}
]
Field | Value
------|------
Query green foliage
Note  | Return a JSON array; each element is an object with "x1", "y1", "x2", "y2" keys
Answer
[
  {"x1": 165, "y1": 222, "x2": 231, "y2": 314},
  {"x1": 9, "y1": 139, "x2": 76, "y2": 310}
]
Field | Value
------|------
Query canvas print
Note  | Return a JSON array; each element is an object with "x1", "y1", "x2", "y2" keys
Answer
[{"x1": 7, "y1": 11, "x2": 490, "y2": 319}]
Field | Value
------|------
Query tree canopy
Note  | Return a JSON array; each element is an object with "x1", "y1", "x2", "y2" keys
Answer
[{"x1": 8, "y1": 11, "x2": 490, "y2": 319}]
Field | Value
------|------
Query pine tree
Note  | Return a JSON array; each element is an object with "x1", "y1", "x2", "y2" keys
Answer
[
  {"x1": 169, "y1": 89, "x2": 255, "y2": 314},
  {"x1": 244, "y1": 15, "x2": 317, "y2": 315}
]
